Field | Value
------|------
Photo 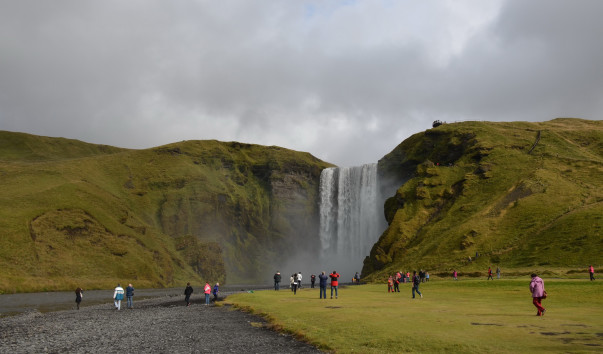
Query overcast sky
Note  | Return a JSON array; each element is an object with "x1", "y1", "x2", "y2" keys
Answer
[{"x1": 1, "y1": 1, "x2": 602, "y2": 166}]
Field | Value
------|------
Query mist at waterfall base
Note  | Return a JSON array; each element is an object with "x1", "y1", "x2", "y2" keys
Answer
[{"x1": 318, "y1": 164, "x2": 389, "y2": 279}]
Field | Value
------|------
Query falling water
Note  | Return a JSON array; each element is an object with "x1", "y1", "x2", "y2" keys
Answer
[{"x1": 319, "y1": 164, "x2": 386, "y2": 276}]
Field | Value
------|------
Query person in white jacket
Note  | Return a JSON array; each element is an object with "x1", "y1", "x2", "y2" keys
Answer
[{"x1": 113, "y1": 284, "x2": 125, "y2": 310}]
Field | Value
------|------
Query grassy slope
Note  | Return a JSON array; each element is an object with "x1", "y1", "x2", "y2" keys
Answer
[
  {"x1": 364, "y1": 118, "x2": 603, "y2": 280},
  {"x1": 226, "y1": 280, "x2": 603, "y2": 353},
  {"x1": 0, "y1": 132, "x2": 330, "y2": 292}
]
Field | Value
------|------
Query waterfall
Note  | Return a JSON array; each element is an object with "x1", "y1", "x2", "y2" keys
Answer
[{"x1": 319, "y1": 163, "x2": 385, "y2": 276}]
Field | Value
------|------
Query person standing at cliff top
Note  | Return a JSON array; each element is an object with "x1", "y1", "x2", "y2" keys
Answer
[
  {"x1": 329, "y1": 270, "x2": 340, "y2": 299},
  {"x1": 113, "y1": 284, "x2": 124, "y2": 310},
  {"x1": 529, "y1": 274, "x2": 546, "y2": 316},
  {"x1": 589, "y1": 265, "x2": 595, "y2": 281},
  {"x1": 184, "y1": 282, "x2": 194, "y2": 306},
  {"x1": 273, "y1": 271, "x2": 281, "y2": 291},
  {"x1": 125, "y1": 283, "x2": 134, "y2": 309}
]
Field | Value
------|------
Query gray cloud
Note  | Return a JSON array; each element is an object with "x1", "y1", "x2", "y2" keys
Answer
[{"x1": 1, "y1": 0, "x2": 601, "y2": 166}]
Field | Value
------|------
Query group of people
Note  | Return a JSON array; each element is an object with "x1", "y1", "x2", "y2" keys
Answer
[
  {"x1": 386, "y1": 271, "x2": 424, "y2": 298},
  {"x1": 273, "y1": 270, "x2": 341, "y2": 299},
  {"x1": 109, "y1": 283, "x2": 135, "y2": 310},
  {"x1": 184, "y1": 282, "x2": 220, "y2": 306}
]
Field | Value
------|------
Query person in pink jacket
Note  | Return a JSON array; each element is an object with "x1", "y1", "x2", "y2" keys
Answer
[
  {"x1": 529, "y1": 274, "x2": 546, "y2": 316},
  {"x1": 204, "y1": 282, "x2": 211, "y2": 306}
]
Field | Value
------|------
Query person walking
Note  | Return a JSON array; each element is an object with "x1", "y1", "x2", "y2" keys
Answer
[
  {"x1": 204, "y1": 282, "x2": 211, "y2": 305},
  {"x1": 125, "y1": 283, "x2": 134, "y2": 309},
  {"x1": 329, "y1": 270, "x2": 340, "y2": 299},
  {"x1": 589, "y1": 265, "x2": 595, "y2": 281},
  {"x1": 274, "y1": 271, "x2": 281, "y2": 290},
  {"x1": 184, "y1": 282, "x2": 194, "y2": 306},
  {"x1": 297, "y1": 272, "x2": 303, "y2": 289},
  {"x1": 75, "y1": 287, "x2": 83, "y2": 310},
  {"x1": 318, "y1": 271, "x2": 328, "y2": 299},
  {"x1": 290, "y1": 274, "x2": 295, "y2": 292},
  {"x1": 529, "y1": 274, "x2": 546, "y2": 316},
  {"x1": 113, "y1": 284, "x2": 124, "y2": 310},
  {"x1": 497, "y1": 267, "x2": 501, "y2": 279},
  {"x1": 487, "y1": 267, "x2": 494, "y2": 280},
  {"x1": 310, "y1": 274, "x2": 316, "y2": 288},
  {"x1": 213, "y1": 283, "x2": 219, "y2": 302},
  {"x1": 412, "y1": 271, "x2": 422, "y2": 299}
]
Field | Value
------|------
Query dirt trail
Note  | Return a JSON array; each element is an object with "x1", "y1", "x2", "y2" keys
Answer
[{"x1": 0, "y1": 295, "x2": 321, "y2": 353}]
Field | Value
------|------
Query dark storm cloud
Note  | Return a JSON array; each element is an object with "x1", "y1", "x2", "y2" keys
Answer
[{"x1": 1, "y1": 0, "x2": 601, "y2": 166}]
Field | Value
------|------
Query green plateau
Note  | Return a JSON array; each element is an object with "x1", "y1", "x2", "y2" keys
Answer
[
  {"x1": 0, "y1": 131, "x2": 331, "y2": 293},
  {"x1": 363, "y1": 118, "x2": 603, "y2": 280},
  {"x1": 1, "y1": 118, "x2": 602, "y2": 293}
]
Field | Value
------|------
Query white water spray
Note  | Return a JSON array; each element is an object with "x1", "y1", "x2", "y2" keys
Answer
[{"x1": 318, "y1": 164, "x2": 386, "y2": 277}]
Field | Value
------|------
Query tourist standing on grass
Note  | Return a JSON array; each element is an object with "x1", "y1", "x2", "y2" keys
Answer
[
  {"x1": 497, "y1": 267, "x2": 501, "y2": 279},
  {"x1": 213, "y1": 283, "x2": 219, "y2": 302},
  {"x1": 75, "y1": 287, "x2": 83, "y2": 310},
  {"x1": 426, "y1": 272, "x2": 430, "y2": 282},
  {"x1": 318, "y1": 271, "x2": 328, "y2": 299},
  {"x1": 412, "y1": 271, "x2": 422, "y2": 299},
  {"x1": 125, "y1": 283, "x2": 134, "y2": 309},
  {"x1": 290, "y1": 274, "x2": 295, "y2": 291},
  {"x1": 394, "y1": 274, "x2": 400, "y2": 292},
  {"x1": 204, "y1": 282, "x2": 211, "y2": 305},
  {"x1": 453, "y1": 270, "x2": 458, "y2": 280},
  {"x1": 589, "y1": 265, "x2": 595, "y2": 281},
  {"x1": 529, "y1": 274, "x2": 546, "y2": 316},
  {"x1": 330, "y1": 270, "x2": 340, "y2": 299},
  {"x1": 487, "y1": 267, "x2": 494, "y2": 280},
  {"x1": 297, "y1": 272, "x2": 303, "y2": 289},
  {"x1": 311, "y1": 274, "x2": 316, "y2": 288},
  {"x1": 184, "y1": 282, "x2": 194, "y2": 306},
  {"x1": 292, "y1": 273, "x2": 298, "y2": 295},
  {"x1": 274, "y1": 271, "x2": 281, "y2": 290},
  {"x1": 387, "y1": 275, "x2": 394, "y2": 293},
  {"x1": 113, "y1": 284, "x2": 124, "y2": 310}
]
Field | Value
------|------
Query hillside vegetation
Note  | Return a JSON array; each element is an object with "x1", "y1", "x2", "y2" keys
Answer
[
  {"x1": 364, "y1": 118, "x2": 603, "y2": 279},
  {"x1": 0, "y1": 131, "x2": 331, "y2": 293}
]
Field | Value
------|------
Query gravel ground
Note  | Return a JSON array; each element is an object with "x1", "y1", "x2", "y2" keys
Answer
[{"x1": 0, "y1": 295, "x2": 322, "y2": 353}]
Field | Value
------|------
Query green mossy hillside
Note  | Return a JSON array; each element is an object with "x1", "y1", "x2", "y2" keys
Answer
[
  {"x1": 0, "y1": 132, "x2": 331, "y2": 292},
  {"x1": 363, "y1": 118, "x2": 603, "y2": 279}
]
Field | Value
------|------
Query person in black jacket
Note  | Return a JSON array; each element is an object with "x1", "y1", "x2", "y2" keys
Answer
[
  {"x1": 274, "y1": 271, "x2": 281, "y2": 290},
  {"x1": 310, "y1": 274, "x2": 316, "y2": 288},
  {"x1": 184, "y1": 283, "x2": 194, "y2": 306}
]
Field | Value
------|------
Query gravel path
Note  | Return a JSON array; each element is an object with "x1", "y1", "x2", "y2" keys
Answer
[{"x1": 0, "y1": 296, "x2": 322, "y2": 353}]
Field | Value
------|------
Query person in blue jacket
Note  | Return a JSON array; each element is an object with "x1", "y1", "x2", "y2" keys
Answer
[
  {"x1": 113, "y1": 284, "x2": 124, "y2": 310},
  {"x1": 318, "y1": 271, "x2": 329, "y2": 299},
  {"x1": 125, "y1": 283, "x2": 134, "y2": 309},
  {"x1": 213, "y1": 283, "x2": 219, "y2": 302}
]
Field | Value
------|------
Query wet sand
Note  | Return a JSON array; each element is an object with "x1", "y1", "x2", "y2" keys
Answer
[{"x1": 0, "y1": 294, "x2": 321, "y2": 353}]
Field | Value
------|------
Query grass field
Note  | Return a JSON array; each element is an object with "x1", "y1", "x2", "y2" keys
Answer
[{"x1": 226, "y1": 279, "x2": 603, "y2": 353}]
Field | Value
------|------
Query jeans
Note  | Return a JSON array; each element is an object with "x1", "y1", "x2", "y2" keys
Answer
[
  {"x1": 205, "y1": 294, "x2": 210, "y2": 305},
  {"x1": 331, "y1": 286, "x2": 338, "y2": 298},
  {"x1": 114, "y1": 299, "x2": 121, "y2": 310},
  {"x1": 412, "y1": 284, "x2": 422, "y2": 298},
  {"x1": 275, "y1": 281, "x2": 280, "y2": 290},
  {"x1": 319, "y1": 286, "x2": 326, "y2": 299},
  {"x1": 127, "y1": 296, "x2": 133, "y2": 308}
]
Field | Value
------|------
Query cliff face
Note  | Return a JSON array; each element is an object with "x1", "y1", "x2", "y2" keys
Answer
[
  {"x1": 363, "y1": 118, "x2": 603, "y2": 279},
  {"x1": 0, "y1": 134, "x2": 331, "y2": 292}
]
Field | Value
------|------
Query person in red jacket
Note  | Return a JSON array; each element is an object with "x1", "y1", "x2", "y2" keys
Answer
[
  {"x1": 204, "y1": 282, "x2": 211, "y2": 305},
  {"x1": 329, "y1": 271, "x2": 340, "y2": 299}
]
